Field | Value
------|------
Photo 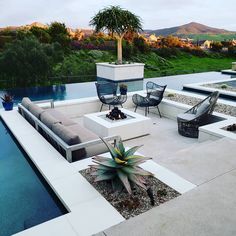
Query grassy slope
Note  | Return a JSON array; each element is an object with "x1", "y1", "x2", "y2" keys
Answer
[
  {"x1": 144, "y1": 55, "x2": 235, "y2": 78},
  {"x1": 184, "y1": 34, "x2": 236, "y2": 41}
]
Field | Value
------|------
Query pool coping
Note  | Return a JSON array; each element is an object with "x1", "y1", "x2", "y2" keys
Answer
[
  {"x1": 0, "y1": 107, "x2": 196, "y2": 236},
  {"x1": 183, "y1": 78, "x2": 236, "y2": 100}
]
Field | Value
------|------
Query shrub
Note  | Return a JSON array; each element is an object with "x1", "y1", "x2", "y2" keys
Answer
[
  {"x1": 220, "y1": 84, "x2": 228, "y2": 89},
  {"x1": 182, "y1": 47, "x2": 207, "y2": 57},
  {"x1": 133, "y1": 36, "x2": 150, "y2": 53},
  {"x1": 167, "y1": 93, "x2": 175, "y2": 97},
  {"x1": 153, "y1": 47, "x2": 181, "y2": 58},
  {"x1": 88, "y1": 50, "x2": 104, "y2": 59},
  {"x1": 0, "y1": 37, "x2": 64, "y2": 86},
  {"x1": 210, "y1": 42, "x2": 223, "y2": 52}
]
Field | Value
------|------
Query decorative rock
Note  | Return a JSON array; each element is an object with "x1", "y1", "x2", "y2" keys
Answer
[
  {"x1": 164, "y1": 93, "x2": 236, "y2": 117},
  {"x1": 106, "y1": 107, "x2": 127, "y2": 120}
]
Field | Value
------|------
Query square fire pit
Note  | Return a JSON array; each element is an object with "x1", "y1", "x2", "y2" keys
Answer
[{"x1": 83, "y1": 108, "x2": 151, "y2": 140}]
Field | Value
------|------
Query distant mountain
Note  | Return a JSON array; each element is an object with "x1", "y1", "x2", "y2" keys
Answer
[
  {"x1": 145, "y1": 22, "x2": 236, "y2": 36},
  {"x1": 0, "y1": 22, "x2": 47, "y2": 31},
  {"x1": 0, "y1": 22, "x2": 93, "y2": 36},
  {"x1": 25, "y1": 22, "x2": 47, "y2": 29}
]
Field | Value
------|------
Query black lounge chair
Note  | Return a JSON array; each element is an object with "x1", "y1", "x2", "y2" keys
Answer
[
  {"x1": 95, "y1": 82, "x2": 127, "y2": 111},
  {"x1": 132, "y1": 82, "x2": 167, "y2": 117},
  {"x1": 177, "y1": 91, "x2": 219, "y2": 138}
]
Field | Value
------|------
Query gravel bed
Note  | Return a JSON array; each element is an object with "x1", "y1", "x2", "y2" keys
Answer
[
  {"x1": 164, "y1": 93, "x2": 236, "y2": 117},
  {"x1": 80, "y1": 168, "x2": 180, "y2": 220},
  {"x1": 202, "y1": 83, "x2": 236, "y2": 93}
]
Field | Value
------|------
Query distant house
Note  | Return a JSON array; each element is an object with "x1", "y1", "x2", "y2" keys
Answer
[
  {"x1": 179, "y1": 37, "x2": 194, "y2": 47},
  {"x1": 200, "y1": 40, "x2": 213, "y2": 49},
  {"x1": 232, "y1": 39, "x2": 236, "y2": 46},
  {"x1": 148, "y1": 34, "x2": 159, "y2": 42}
]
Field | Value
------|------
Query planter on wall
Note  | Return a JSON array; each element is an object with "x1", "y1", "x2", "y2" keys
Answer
[
  {"x1": 96, "y1": 62, "x2": 145, "y2": 82},
  {"x1": 2, "y1": 101, "x2": 14, "y2": 111}
]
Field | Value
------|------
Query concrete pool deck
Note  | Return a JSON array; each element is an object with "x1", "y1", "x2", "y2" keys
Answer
[
  {"x1": 96, "y1": 115, "x2": 236, "y2": 236},
  {"x1": 0, "y1": 108, "x2": 197, "y2": 236},
  {"x1": 1, "y1": 90, "x2": 236, "y2": 235}
]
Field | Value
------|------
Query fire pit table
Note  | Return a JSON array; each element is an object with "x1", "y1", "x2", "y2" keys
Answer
[{"x1": 83, "y1": 108, "x2": 151, "y2": 140}]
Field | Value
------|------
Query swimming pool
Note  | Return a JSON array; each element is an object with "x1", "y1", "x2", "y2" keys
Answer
[
  {"x1": 0, "y1": 119, "x2": 67, "y2": 236},
  {"x1": 0, "y1": 81, "x2": 98, "y2": 106},
  {"x1": 0, "y1": 79, "x2": 143, "y2": 107},
  {"x1": 0, "y1": 72, "x2": 234, "y2": 109}
]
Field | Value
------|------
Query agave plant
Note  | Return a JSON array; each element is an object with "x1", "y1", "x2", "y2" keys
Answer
[{"x1": 90, "y1": 138, "x2": 153, "y2": 194}]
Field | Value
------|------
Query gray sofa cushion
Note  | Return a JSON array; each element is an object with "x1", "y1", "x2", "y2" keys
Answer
[
  {"x1": 28, "y1": 103, "x2": 45, "y2": 119},
  {"x1": 44, "y1": 109, "x2": 77, "y2": 126},
  {"x1": 40, "y1": 112, "x2": 61, "y2": 129},
  {"x1": 21, "y1": 97, "x2": 32, "y2": 109},
  {"x1": 67, "y1": 124, "x2": 108, "y2": 157},
  {"x1": 52, "y1": 123, "x2": 80, "y2": 145}
]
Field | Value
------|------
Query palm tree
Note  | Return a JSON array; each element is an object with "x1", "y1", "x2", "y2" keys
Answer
[{"x1": 90, "y1": 6, "x2": 142, "y2": 64}]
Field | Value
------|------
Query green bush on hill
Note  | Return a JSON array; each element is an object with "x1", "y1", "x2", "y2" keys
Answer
[
  {"x1": 0, "y1": 20, "x2": 236, "y2": 89},
  {"x1": 0, "y1": 37, "x2": 64, "y2": 87}
]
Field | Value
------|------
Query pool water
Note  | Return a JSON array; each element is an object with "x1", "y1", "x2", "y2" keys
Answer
[
  {"x1": 0, "y1": 119, "x2": 67, "y2": 236},
  {"x1": 0, "y1": 79, "x2": 144, "y2": 107},
  {"x1": 0, "y1": 81, "x2": 97, "y2": 106},
  {"x1": 0, "y1": 72, "x2": 234, "y2": 109}
]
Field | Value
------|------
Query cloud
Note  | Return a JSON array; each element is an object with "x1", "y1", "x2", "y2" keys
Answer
[{"x1": 0, "y1": 0, "x2": 235, "y2": 31}]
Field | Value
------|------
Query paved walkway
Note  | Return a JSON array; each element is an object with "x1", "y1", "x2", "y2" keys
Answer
[
  {"x1": 100, "y1": 168, "x2": 236, "y2": 236},
  {"x1": 95, "y1": 112, "x2": 236, "y2": 236}
]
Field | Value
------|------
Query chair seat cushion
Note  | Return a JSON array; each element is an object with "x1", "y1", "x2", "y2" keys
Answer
[{"x1": 177, "y1": 113, "x2": 197, "y2": 121}]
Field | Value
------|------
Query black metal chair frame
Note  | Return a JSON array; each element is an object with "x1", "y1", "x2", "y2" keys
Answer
[
  {"x1": 177, "y1": 91, "x2": 220, "y2": 138},
  {"x1": 132, "y1": 82, "x2": 167, "y2": 117},
  {"x1": 95, "y1": 82, "x2": 127, "y2": 112}
]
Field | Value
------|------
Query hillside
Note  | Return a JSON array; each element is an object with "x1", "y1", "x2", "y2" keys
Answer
[{"x1": 146, "y1": 22, "x2": 235, "y2": 36}]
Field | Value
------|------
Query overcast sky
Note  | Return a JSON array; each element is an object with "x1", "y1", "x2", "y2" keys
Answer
[{"x1": 0, "y1": 0, "x2": 235, "y2": 31}]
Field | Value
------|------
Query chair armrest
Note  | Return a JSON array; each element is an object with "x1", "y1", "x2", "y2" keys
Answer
[
  {"x1": 68, "y1": 135, "x2": 121, "y2": 151},
  {"x1": 33, "y1": 99, "x2": 54, "y2": 108}
]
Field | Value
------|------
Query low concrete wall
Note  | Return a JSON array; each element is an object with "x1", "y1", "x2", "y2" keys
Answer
[{"x1": 40, "y1": 89, "x2": 236, "y2": 142}]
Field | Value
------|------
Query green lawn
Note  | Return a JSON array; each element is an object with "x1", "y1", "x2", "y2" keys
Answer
[{"x1": 144, "y1": 56, "x2": 235, "y2": 78}]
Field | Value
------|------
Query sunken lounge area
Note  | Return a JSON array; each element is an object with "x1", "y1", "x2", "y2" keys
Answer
[{"x1": 1, "y1": 89, "x2": 236, "y2": 236}]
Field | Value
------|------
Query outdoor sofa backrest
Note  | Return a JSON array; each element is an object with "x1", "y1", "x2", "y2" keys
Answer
[{"x1": 18, "y1": 97, "x2": 120, "y2": 163}]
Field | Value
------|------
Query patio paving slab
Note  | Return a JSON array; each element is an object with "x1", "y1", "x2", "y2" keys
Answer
[
  {"x1": 13, "y1": 215, "x2": 78, "y2": 236},
  {"x1": 158, "y1": 137, "x2": 236, "y2": 185},
  {"x1": 123, "y1": 114, "x2": 197, "y2": 161},
  {"x1": 101, "y1": 169, "x2": 236, "y2": 236}
]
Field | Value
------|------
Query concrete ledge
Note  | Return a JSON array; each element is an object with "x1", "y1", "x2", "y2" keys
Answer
[{"x1": 183, "y1": 78, "x2": 236, "y2": 100}]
